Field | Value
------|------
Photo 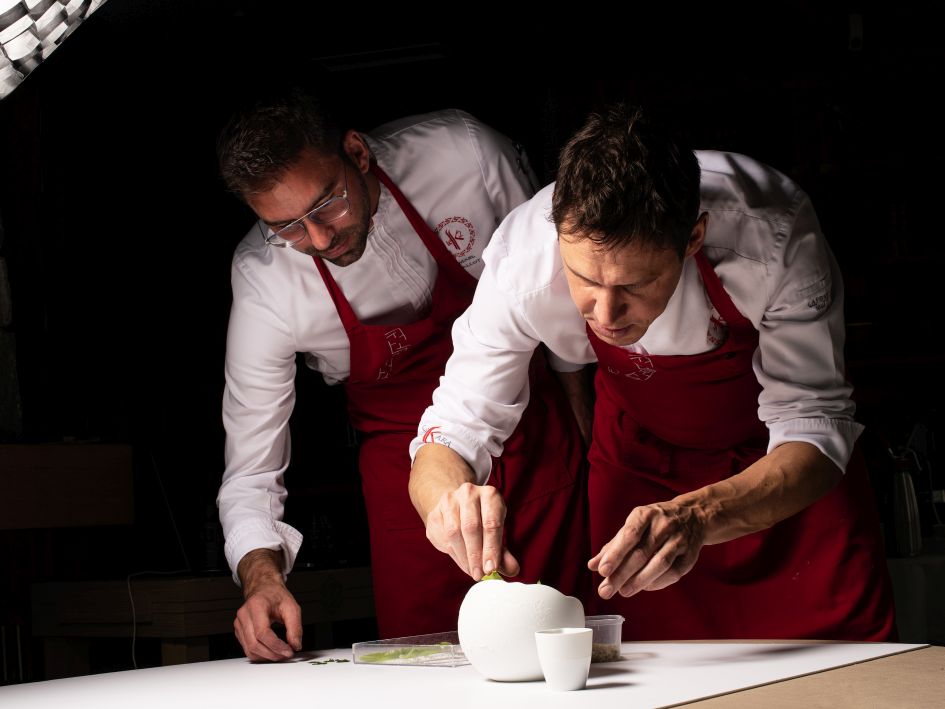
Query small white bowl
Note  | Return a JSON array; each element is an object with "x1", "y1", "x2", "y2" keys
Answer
[{"x1": 535, "y1": 627, "x2": 593, "y2": 691}]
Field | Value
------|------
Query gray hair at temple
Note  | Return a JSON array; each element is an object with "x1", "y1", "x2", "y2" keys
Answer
[
  {"x1": 216, "y1": 87, "x2": 341, "y2": 198},
  {"x1": 551, "y1": 103, "x2": 701, "y2": 259}
]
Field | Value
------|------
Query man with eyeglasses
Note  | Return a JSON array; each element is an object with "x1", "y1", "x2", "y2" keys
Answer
[
  {"x1": 409, "y1": 104, "x2": 896, "y2": 642},
  {"x1": 215, "y1": 89, "x2": 589, "y2": 661}
]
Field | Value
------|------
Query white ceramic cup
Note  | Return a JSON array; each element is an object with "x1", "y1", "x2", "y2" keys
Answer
[{"x1": 534, "y1": 627, "x2": 593, "y2": 691}]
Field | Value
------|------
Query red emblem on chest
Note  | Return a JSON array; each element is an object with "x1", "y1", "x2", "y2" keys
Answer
[{"x1": 434, "y1": 216, "x2": 477, "y2": 258}]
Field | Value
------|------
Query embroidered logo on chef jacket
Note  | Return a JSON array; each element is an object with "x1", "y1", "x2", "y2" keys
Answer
[
  {"x1": 798, "y1": 274, "x2": 832, "y2": 313},
  {"x1": 377, "y1": 327, "x2": 410, "y2": 380},
  {"x1": 421, "y1": 425, "x2": 452, "y2": 448},
  {"x1": 435, "y1": 216, "x2": 478, "y2": 269},
  {"x1": 607, "y1": 355, "x2": 657, "y2": 381},
  {"x1": 807, "y1": 293, "x2": 829, "y2": 312}
]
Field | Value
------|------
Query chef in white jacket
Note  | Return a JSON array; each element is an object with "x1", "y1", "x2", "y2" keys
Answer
[
  {"x1": 216, "y1": 88, "x2": 589, "y2": 660},
  {"x1": 409, "y1": 103, "x2": 895, "y2": 641}
]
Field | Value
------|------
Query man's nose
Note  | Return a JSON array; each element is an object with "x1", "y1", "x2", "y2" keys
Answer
[
  {"x1": 595, "y1": 289, "x2": 626, "y2": 327},
  {"x1": 302, "y1": 218, "x2": 333, "y2": 251}
]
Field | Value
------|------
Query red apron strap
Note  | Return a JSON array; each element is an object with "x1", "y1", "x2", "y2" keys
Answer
[
  {"x1": 312, "y1": 255, "x2": 360, "y2": 331},
  {"x1": 371, "y1": 164, "x2": 477, "y2": 290},
  {"x1": 694, "y1": 250, "x2": 750, "y2": 328}
]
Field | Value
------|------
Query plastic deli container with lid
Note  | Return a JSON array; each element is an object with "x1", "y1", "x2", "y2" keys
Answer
[{"x1": 584, "y1": 614, "x2": 625, "y2": 662}]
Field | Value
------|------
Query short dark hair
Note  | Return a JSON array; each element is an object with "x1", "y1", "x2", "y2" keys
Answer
[
  {"x1": 551, "y1": 104, "x2": 700, "y2": 257},
  {"x1": 216, "y1": 87, "x2": 341, "y2": 197}
]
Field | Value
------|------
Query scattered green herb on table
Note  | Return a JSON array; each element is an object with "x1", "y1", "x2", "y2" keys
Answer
[{"x1": 309, "y1": 658, "x2": 351, "y2": 665}]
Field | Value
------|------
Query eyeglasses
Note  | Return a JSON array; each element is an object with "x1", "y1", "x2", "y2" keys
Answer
[{"x1": 260, "y1": 165, "x2": 350, "y2": 247}]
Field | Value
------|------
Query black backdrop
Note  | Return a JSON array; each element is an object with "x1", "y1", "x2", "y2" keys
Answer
[{"x1": 1, "y1": 0, "x2": 944, "y2": 671}]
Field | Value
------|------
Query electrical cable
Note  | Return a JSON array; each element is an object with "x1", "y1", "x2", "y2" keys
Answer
[
  {"x1": 126, "y1": 453, "x2": 194, "y2": 668},
  {"x1": 126, "y1": 569, "x2": 188, "y2": 669},
  {"x1": 149, "y1": 453, "x2": 193, "y2": 572}
]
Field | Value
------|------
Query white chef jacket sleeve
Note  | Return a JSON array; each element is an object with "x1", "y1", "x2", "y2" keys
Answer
[
  {"x1": 409, "y1": 229, "x2": 542, "y2": 483},
  {"x1": 755, "y1": 192, "x2": 864, "y2": 472},
  {"x1": 217, "y1": 256, "x2": 303, "y2": 584}
]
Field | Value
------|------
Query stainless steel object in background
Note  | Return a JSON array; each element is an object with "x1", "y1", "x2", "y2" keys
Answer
[
  {"x1": 0, "y1": 0, "x2": 107, "y2": 99},
  {"x1": 890, "y1": 448, "x2": 922, "y2": 557}
]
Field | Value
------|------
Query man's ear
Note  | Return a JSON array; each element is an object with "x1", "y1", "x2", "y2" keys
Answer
[
  {"x1": 342, "y1": 130, "x2": 372, "y2": 174},
  {"x1": 685, "y1": 212, "x2": 708, "y2": 258}
]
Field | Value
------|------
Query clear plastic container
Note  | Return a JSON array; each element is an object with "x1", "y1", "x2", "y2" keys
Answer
[
  {"x1": 584, "y1": 614, "x2": 625, "y2": 662},
  {"x1": 352, "y1": 630, "x2": 468, "y2": 667}
]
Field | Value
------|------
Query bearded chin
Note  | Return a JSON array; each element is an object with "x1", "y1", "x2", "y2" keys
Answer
[
  {"x1": 304, "y1": 171, "x2": 373, "y2": 265},
  {"x1": 307, "y1": 218, "x2": 370, "y2": 265}
]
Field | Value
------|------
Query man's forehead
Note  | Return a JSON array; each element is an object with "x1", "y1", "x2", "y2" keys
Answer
[
  {"x1": 559, "y1": 231, "x2": 668, "y2": 260},
  {"x1": 238, "y1": 144, "x2": 337, "y2": 194},
  {"x1": 245, "y1": 151, "x2": 342, "y2": 223},
  {"x1": 558, "y1": 231, "x2": 679, "y2": 282}
]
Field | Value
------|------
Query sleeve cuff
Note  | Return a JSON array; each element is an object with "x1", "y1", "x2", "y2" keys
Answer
[
  {"x1": 767, "y1": 417, "x2": 865, "y2": 473},
  {"x1": 410, "y1": 423, "x2": 494, "y2": 485},
  {"x1": 223, "y1": 519, "x2": 304, "y2": 586}
]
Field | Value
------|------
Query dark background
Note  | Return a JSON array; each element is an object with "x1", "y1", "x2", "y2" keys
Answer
[{"x1": 1, "y1": 0, "x2": 944, "y2": 680}]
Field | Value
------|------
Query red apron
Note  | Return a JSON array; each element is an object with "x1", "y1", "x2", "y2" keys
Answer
[
  {"x1": 314, "y1": 165, "x2": 589, "y2": 638},
  {"x1": 586, "y1": 250, "x2": 895, "y2": 640}
]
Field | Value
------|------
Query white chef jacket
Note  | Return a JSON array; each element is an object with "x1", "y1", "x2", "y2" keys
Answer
[
  {"x1": 218, "y1": 109, "x2": 539, "y2": 580},
  {"x1": 410, "y1": 150, "x2": 864, "y2": 483}
]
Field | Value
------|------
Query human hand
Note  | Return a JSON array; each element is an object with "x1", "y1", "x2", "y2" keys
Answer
[
  {"x1": 588, "y1": 500, "x2": 707, "y2": 599},
  {"x1": 424, "y1": 482, "x2": 520, "y2": 581},
  {"x1": 234, "y1": 550, "x2": 302, "y2": 661}
]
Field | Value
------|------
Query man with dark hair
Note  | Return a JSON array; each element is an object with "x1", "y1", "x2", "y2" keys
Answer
[
  {"x1": 409, "y1": 104, "x2": 896, "y2": 641},
  {"x1": 216, "y1": 90, "x2": 589, "y2": 660}
]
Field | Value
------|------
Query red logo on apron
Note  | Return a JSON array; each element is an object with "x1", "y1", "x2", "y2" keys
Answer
[
  {"x1": 378, "y1": 327, "x2": 410, "y2": 380},
  {"x1": 708, "y1": 311, "x2": 728, "y2": 347},
  {"x1": 626, "y1": 355, "x2": 656, "y2": 380},
  {"x1": 608, "y1": 354, "x2": 656, "y2": 381}
]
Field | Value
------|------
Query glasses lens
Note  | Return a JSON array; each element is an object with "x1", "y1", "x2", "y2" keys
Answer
[
  {"x1": 260, "y1": 168, "x2": 350, "y2": 247},
  {"x1": 268, "y1": 222, "x2": 306, "y2": 246},
  {"x1": 310, "y1": 196, "x2": 350, "y2": 224}
]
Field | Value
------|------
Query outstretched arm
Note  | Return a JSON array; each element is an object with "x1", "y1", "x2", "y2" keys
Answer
[
  {"x1": 590, "y1": 441, "x2": 842, "y2": 598},
  {"x1": 409, "y1": 444, "x2": 520, "y2": 581}
]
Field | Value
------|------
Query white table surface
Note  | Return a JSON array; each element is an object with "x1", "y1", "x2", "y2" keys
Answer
[{"x1": 0, "y1": 641, "x2": 926, "y2": 709}]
